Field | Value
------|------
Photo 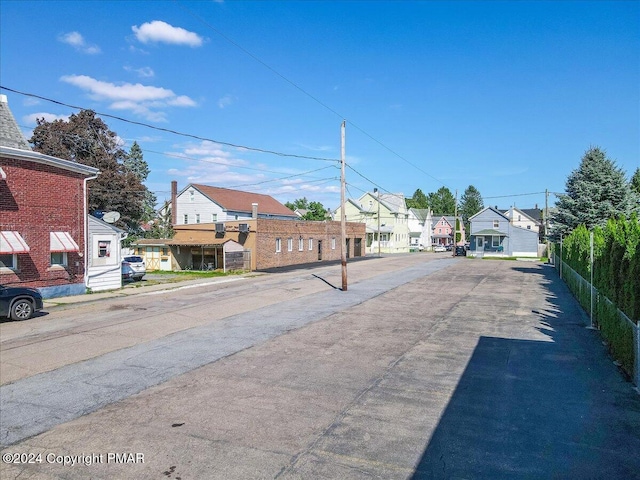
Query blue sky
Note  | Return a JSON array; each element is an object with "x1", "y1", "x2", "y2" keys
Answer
[{"x1": 1, "y1": 0, "x2": 638, "y2": 212}]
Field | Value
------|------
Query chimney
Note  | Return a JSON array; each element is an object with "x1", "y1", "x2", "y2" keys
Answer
[
  {"x1": 171, "y1": 181, "x2": 178, "y2": 225},
  {"x1": 252, "y1": 203, "x2": 258, "y2": 219}
]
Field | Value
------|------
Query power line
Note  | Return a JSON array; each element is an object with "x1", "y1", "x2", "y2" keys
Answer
[
  {"x1": 1, "y1": 85, "x2": 339, "y2": 163},
  {"x1": 482, "y1": 191, "x2": 546, "y2": 200}
]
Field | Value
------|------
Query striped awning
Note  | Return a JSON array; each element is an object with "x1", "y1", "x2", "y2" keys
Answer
[
  {"x1": 0, "y1": 231, "x2": 30, "y2": 254},
  {"x1": 50, "y1": 232, "x2": 80, "y2": 252}
]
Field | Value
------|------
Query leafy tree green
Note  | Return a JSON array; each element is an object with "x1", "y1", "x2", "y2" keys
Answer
[
  {"x1": 285, "y1": 197, "x2": 327, "y2": 220},
  {"x1": 406, "y1": 189, "x2": 428, "y2": 209},
  {"x1": 459, "y1": 185, "x2": 484, "y2": 231},
  {"x1": 553, "y1": 147, "x2": 637, "y2": 237},
  {"x1": 427, "y1": 187, "x2": 456, "y2": 215},
  {"x1": 147, "y1": 202, "x2": 174, "y2": 239},
  {"x1": 30, "y1": 110, "x2": 146, "y2": 233}
]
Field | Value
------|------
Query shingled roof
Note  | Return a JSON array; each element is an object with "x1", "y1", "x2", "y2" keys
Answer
[
  {"x1": 188, "y1": 184, "x2": 296, "y2": 217},
  {"x1": 0, "y1": 95, "x2": 31, "y2": 150}
]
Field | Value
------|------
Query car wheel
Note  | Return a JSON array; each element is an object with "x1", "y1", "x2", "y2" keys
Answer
[{"x1": 11, "y1": 299, "x2": 33, "y2": 321}]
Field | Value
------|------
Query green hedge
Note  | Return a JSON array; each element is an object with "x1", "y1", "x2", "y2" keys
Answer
[{"x1": 557, "y1": 215, "x2": 639, "y2": 376}]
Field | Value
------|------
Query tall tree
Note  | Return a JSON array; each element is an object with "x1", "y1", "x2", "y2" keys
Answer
[
  {"x1": 553, "y1": 147, "x2": 637, "y2": 237},
  {"x1": 147, "y1": 202, "x2": 174, "y2": 239},
  {"x1": 459, "y1": 185, "x2": 484, "y2": 230},
  {"x1": 427, "y1": 187, "x2": 456, "y2": 214},
  {"x1": 285, "y1": 197, "x2": 309, "y2": 211},
  {"x1": 30, "y1": 110, "x2": 146, "y2": 232},
  {"x1": 303, "y1": 201, "x2": 328, "y2": 220},
  {"x1": 631, "y1": 167, "x2": 640, "y2": 197},
  {"x1": 125, "y1": 141, "x2": 156, "y2": 222},
  {"x1": 406, "y1": 188, "x2": 429, "y2": 209}
]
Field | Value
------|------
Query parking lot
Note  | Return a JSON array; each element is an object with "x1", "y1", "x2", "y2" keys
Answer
[{"x1": 1, "y1": 255, "x2": 639, "y2": 479}]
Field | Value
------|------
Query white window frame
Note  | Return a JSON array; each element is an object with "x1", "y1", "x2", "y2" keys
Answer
[
  {"x1": 183, "y1": 214, "x2": 188, "y2": 224},
  {"x1": 308, "y1": 238, "x2": 313, "y2": 251},
  {"x1": 298, "y1": 237, "x2": 304, "y2": 251},
  {"x1": 287, "y1": 238, "x2": 293, "y2": 252},
  {"x1": 189, "y1": 190, "x2": 195, "y2": 202},
  {"x1": 195, "y1": 214, "x2": 200, "y2": 224},
  {"x1": 0, "y1": 253, "x2": 17, "y2": 271},
  {"x1": 276, "y1": 238, "x2": 281, "y2": 253},
  {"x1": 492, "y1": 236, "x2": 500, "y2": 247},
  {"x1": 331, "y1": 237, "x2": 336, "y2": 250},
  {"x1": 211, "y1": 213, "x2": 217, "y2": 222},
  {"x1": 50, "y1": 251, "x2": 68, "y2": 266},
  {"x1": 493, "y1": 220, "x2": 499, "y2": 228}
]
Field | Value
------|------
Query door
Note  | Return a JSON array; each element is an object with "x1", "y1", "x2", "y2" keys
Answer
[
  {"x1": 318, "y1": 240, "x2": 322, "y2": 260},
  {"x1": 477, "y1": 236, "x2": 484, "y2": 251}
]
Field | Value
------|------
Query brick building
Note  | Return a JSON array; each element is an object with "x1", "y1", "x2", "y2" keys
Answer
[
  {"x1": 134, "y1": 218, "x2": 365, "y2": 272},
  {"x1": 0, "y1": 95, "x2": 99, "y2": 298}
]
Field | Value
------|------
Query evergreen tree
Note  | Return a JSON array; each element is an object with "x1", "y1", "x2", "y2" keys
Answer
[
  {"x1": 553, "y1": 147, "x2": 637, "y2": 237},
  {"x1": 459, "y1": 185, "x2": 484, "y2": 230},
  {"x1": 427, "y1": 187, "x2": 456, "y2": 214},
  {"x1": 631, "y1": 167, "x2": 640, "y2": 197},
  {"x1": 30, "y1": 110, "x2": 146, "y2": 233},
  {"x1": 147, "y1": 202, "x2": 174, "y2": 239},
  {"x1": 125, "y1": 142, "x2": 156, "y2": 222}
]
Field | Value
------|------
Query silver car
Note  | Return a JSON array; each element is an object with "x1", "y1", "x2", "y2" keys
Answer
[{"x1": 122, "y1": 255, "x2": 146, "y2": 281}]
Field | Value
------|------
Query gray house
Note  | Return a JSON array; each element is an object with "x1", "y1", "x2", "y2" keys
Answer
[{"x1": 468, "y1": 207, "x2": 539, "y2": 257}]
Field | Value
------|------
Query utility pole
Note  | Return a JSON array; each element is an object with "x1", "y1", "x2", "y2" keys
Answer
[
  {"x1": 374, "y1": 187, "x2": 381, "y2": 257},
  {"x1": 340, "y1": 121, "x2": 347, "y2": 291},
  {"x1": 545, "y1": 189, "x2": 550, "y2": 263},
  {"x1": 453, "y1": 189, "x2": 458, "y2": 256}
]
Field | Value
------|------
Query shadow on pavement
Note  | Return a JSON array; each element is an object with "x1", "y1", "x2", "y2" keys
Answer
[{"x1": 411, "y1": 265, "x2": 640, "y2": 479}]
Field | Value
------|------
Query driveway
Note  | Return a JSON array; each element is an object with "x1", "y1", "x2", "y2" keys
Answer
[{"x1": 1, "y1": 257, "x2": 639, "y2": 479}]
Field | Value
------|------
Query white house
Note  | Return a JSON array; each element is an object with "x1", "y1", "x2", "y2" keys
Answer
[
  {"x1": 408, "y1": 208, "x2": 433, "y2": 250},
  {"x1": 503, "y1": 206, "x2": 540, "y2": 233},
  {"x1": 86, "y1": 215, "x2": 126, "y2": 291}
]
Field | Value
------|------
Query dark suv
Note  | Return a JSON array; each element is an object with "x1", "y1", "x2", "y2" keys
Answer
[
  {"x1": 0, "y1": 284, "x2": 44, "y2": 321},
  {"x1": 454, "y1": 245, "x2": 467, "y2": 256}
]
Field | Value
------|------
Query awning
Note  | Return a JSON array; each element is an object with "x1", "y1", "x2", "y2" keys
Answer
[
  {"x1": 471, "y1": 229, "x2": 508, "y2": 237},
  {"x1": 0, "y1": 231, "x2": 30, "y2": 254},
  {"x1": 50, "y1": 232, "x2": 80, "y2": 252}
]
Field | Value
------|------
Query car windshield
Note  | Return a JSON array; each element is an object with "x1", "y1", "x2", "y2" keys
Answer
[{"x1": 125, "y1": 256, "x2": 143, "y2": 263}]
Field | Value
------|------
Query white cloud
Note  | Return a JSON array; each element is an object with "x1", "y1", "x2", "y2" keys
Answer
[
  {"x1": 132, "y1": 21, "x2": 203, "y2": 47},
  {"x1": 58, "y1": 31, "x2": 101, "y2": 54},
  {"x1": 60, "y1": 74, "x2": 196, "y2": 122},
  {"x1": 218, "y1": 94, "x2": 235, "y2": 109},
  {"x1": 124, "y1": 65, "x2": 155, "y2": 78},
  {"x1": 23, "y1": 112, "x2": 69, "y2": 125}
]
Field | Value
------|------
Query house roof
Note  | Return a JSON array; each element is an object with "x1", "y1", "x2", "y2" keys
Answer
[
  {"x1": 0, "y1": 95, "x2": 31, "y2": 150},
  {"x1": 0, "y1": 95, "x2": 100, "y2": 177},
  {"x1": 410, "y1": 208, "x2": 431, "y2": 222},
  {"x1": 378, "y1": 192, "x2": 406, "y2": 214},
  {"x1": 185, "y1": 184, "x2": 296, "y2": 217},
  {"x1": 472, "y1": 228, "x2": 508, "y2": 236},
  {"x1": 468, "y1": 206, "x2": 510, "y2": 221},
  {"x1": 504, "y1": 206, "x2": 540, "y2": 223}
]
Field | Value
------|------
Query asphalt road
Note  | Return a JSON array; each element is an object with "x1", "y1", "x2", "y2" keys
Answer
[{"x1": 1, "y1": 254, "x2": 639, "y2": 479}]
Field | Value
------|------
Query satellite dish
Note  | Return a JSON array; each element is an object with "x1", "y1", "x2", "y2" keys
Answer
[{"x1": 102, "y1": 211, "x2": 121, "y2": 223}]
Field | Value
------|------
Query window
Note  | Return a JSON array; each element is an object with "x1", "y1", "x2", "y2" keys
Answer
[
  {"x1": 189, "y1": 190, "x2": 194, "y2": 202},
  {"x1": 51, "y1": 252, "x2": 67, "y2": 266},
  {"x1": 493, "y1": 220, "x2": 499, "y2": 228},
  {"x1": 298, "y1": 237, "x2": 304, "y2": 251},
  {"x1": 98, "y1": 240, "x2": 111, "y2": 257},
  {"x1": 211, "y1": 213, "x2": 217, "y2": 222},
  {"x1": 492, "y1": 236, "x2": 500, "y2": 247},
  {"x1": 527, "y1": 225, "x2": 531, "y2": 230},
  {"x1": 276, "y1": 238, "x2": 281, "y2": 253},
  {"x1": 287, "y1": 238, "x2": 293, "y2": 252},
  {"x1": 331, "y1": 237, "x2": 336, "y2": 249},
  {"x1": 308, "y1": 238, "x2": 313, "y2": 250},
  {"x1": 195, "y1": 214, "x2": 200, "y2": 224},
  {"x1": 162, "y1": 248, "x2": 168, "y2": 255},
  {"x1": 183, "y1": 214, "x2": 188, "y2": 224},
  {"x1": 0, "y1": 254, "x2": 16, "y2": 270},
  {"x1": 518, "y1": 215, "x2": 521, "y2": 221}
]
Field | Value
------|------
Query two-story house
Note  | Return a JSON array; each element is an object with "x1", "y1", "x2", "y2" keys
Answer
[
  {"x1": 0, "y1": 95, "x2": 100, "y2": 298},
  {"x1": 335, "y1": 191, "x2": 410, "y2": 254},
  {"x1": 431, "y1": 215, "x2": 465, "y2": 247},
  {"x1": 468, "y1": 207, "x2": 538, "y2": 257},
  {"x1": 408, "y1": 208, "x2": 433, "y2": 250}
]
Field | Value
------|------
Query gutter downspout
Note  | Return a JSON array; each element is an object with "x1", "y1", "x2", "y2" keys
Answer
[{"x1": 83, "y1": 174, "x2": 99, "y2": 289}]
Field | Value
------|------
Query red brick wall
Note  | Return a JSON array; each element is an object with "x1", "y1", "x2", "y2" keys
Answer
[
  {"x1": 255, "y1": 219, "x2": 365, "y2": 270},
  {"x1": 0, "y1": 158, "x2": 87, "y2": 289}
]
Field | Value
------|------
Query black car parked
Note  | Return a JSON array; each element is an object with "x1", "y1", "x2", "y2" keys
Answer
[
  {"x1": 454, "y1": 246, "x2": 467, "y2": 256},
  {"x1": 0, "y1": 284, "x2": 44, "y2": 321}
]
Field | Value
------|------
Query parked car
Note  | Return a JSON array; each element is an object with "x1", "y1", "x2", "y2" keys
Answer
[
  {"x1": 454, "y1": 245, "x2": 467, "y2": 256},
  {"x1": 0, "y1": 284, "x2": 44, "y2": 321},
  {"x1": 418, "y1": 244, "x2": 425, "y2": 251},
  {"x1": 122, "y1": 255, "x2": 146, "y2": 281},
  {"x1": 445, "y1": 244, "x2": 453, "y2": 251},
  {"x1": 121, "y1": 262, "x2": 136, "y2": 282},
  {"x1": 433, "y1": 245, "x2": 446, "y2": 252}
]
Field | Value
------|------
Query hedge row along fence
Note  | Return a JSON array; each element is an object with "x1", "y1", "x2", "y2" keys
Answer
[{"x1": 555, "y1": 214, "x2": 640, "y2": 381}]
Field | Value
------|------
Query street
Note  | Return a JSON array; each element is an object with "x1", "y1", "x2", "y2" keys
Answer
[{"x1": 1, "y1": 255, "x2": 639, "y2": 479}]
